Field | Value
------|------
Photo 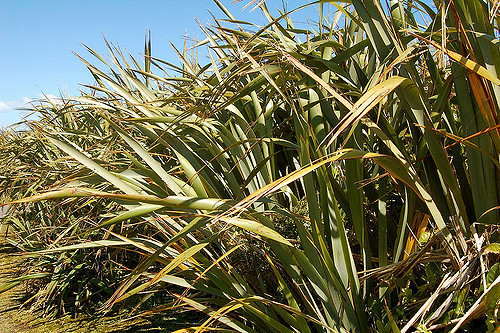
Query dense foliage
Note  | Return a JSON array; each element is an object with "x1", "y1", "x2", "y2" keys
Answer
[{"x1": 1, "y1": 0, "x2": 500, "y2": 331}]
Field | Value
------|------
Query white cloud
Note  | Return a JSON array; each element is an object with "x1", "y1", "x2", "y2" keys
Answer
[
  {"x1": 0, "y1": 97, "x2": 31, "y2": 113},
  {"x1": 39, "y1": 94, "x2": 64, "y2": 106},
  {"x1": 0, "y1": 95, "x2": 65, "y2": 115}
]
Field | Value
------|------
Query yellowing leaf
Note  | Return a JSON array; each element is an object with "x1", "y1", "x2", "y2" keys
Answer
[
  {"x1": 220, "y1": 217, "x2": 292, "y2": 246},
  {"x1": 326, "y1": 76, "x2": 407, "y2": 147},
  {"x1": 485, "y1": 243, "x2": 500, "y2": 254},
  {"x1": 415, "y1": 33, "x2": 500, "y2": 86}
]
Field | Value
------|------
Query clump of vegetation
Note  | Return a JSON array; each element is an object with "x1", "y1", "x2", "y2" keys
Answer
[{"x1": 1, "y1": 0, "x2": 500, "y2": 331}]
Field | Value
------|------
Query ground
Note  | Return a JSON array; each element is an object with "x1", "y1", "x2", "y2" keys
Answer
[{"x1": 0, "y1": 222, "x2": 172, "y2": 333}]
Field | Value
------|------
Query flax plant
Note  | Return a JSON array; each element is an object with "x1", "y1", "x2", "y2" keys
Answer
[{"x1": 1, "y1": 0, "x2": 500, "y2": 331}]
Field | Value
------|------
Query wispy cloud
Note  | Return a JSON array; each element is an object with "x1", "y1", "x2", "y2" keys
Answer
[
  {"x1": 0, "y1": 97, "x2": 31, "y2": 113},
  {"x1": 39, "y1": 94, "x2": 64, "y2": 106},
  {"x1": 0, "y1": 95, "x2": 65, "y2": 116}
]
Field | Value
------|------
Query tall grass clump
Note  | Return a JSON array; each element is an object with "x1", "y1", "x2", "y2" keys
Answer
[{"x1": 1, "y1": 0, "x2": 500, "y2": 331}]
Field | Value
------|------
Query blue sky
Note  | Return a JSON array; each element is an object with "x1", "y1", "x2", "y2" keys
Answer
[{"x1": 0, "y1": 0, "x2": 311, "y2": 128}]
